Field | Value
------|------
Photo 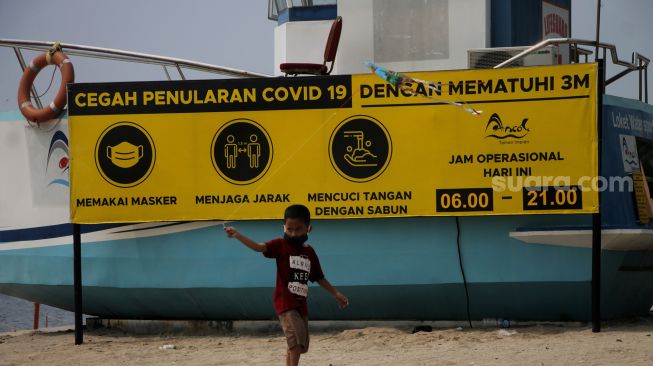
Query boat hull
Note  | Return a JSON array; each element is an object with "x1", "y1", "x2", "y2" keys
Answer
[
  {"x1": 2, "y1": 96, "x2": 653, "y2": 321},
  {"x1": 1, "y1": 216, "x2": 652, "y2": 321}
]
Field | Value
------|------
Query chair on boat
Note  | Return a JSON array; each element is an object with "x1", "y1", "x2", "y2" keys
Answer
[{"x1": 280, "y1": 16, "x2": 342, "y2": 76}]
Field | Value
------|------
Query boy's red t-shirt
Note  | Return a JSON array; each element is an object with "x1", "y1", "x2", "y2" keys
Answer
[{"x1": 263, "y1": 238, "x2": 325, "y2": 317}]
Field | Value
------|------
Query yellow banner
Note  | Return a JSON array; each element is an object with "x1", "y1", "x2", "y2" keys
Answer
[{"x1": 68, "y1": 63, "x2": 598, "y2": 223}]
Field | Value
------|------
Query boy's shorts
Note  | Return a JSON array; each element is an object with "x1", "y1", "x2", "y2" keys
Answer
[{"x1": 278, "y1": 309, "x2": 309, "y2": 353}]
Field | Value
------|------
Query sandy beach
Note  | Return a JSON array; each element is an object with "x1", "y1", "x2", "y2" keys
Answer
[{"x1": 1, "y1": 317, "x2": 652, "y2": 366}]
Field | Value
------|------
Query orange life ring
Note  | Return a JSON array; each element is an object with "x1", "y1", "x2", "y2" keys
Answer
[{"x1": 17, "y1": 51, "x2": 75, "y2": 123}]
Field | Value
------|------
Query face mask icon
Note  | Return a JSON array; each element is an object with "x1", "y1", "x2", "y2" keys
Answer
[{"x1": 106, "y1": 141, "x2": 143, "y2": 168}]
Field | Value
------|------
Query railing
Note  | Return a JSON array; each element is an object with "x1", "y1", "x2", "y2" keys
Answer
[
  {"x1": 493, "y1": 38, "x2": 650, "y2": 103},
  {"x1": 0, "y1": 39, "x2": 269, "y2": 79},
  {"x1": 0, "y1": 39, "x2": 271, "y2": 113}
]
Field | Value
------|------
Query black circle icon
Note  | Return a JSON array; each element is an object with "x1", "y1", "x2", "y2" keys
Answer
[
  {"x1": 329, "y1": 115, "x2": 392, "y2": 182},
  {"x1": 95, "y1": 122, "x2": 156, "y2": 188},
  {"x1": 211, "y1": 119, "x2": 272, "y2": 185}
]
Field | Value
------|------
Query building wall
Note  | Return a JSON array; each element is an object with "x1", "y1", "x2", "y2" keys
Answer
[
  {"x1": 274, "y1": 0, "x2": 572, "y2": 74},
  {"x1": 275, "y1": 0, "x2": 491, "y2": 75},
  {"x1": 491, "y1": 0, "x2": 571, "y2": 47}
]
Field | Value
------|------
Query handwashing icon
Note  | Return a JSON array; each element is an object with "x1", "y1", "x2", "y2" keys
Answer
[
  {"x1": 343, "y1": 131, "x2": 378, "y2": 167},
  {"x1": 329, "y1": 116, "x2": 391, "y2": 183},
  {"x1": 107, "y1": 141, "x2": 143, "y2": 168}
]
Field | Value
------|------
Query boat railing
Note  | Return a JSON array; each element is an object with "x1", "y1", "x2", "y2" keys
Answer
[
  {"x1": 2, "y1": 38, "x2": 649, "y2": 109},
  {"x1": 493, "y1": 38, "x2": 650, "y2": 103},
  {"x1": 0, "y1": 39, "x2": 271, "y2": 110}
]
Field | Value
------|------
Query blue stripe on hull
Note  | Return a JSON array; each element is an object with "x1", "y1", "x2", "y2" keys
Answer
[
  {"x1": 0, "y1": 223, "x2": 120, "y2": 243},
  {"x1": 2, "y1": 215, "x2": 652, "y2": 320}
]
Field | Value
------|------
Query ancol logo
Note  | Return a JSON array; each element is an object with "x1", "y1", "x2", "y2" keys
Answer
[{"x1": 484, "y1": 113, "x2": 529, "y2": 139}]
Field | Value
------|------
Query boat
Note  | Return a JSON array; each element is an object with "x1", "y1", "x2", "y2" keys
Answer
[{"x1": 1, "y1": 0, "x2": 652, "y2": 322}]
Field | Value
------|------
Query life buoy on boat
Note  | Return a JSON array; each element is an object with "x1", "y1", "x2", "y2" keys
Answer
[{"x1": 17, "y1": 50, "x2": 74, "y2": 123}]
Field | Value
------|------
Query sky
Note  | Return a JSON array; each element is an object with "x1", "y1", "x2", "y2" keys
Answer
[
  {"x1": 0, "y1": 0, "x2": 652, "y2": 111},
  {"x1": 0, "y1": 0, "x2": 276, "y2": 111},
  {"x1": 572, "y1": 0, "x2": 653, "y2": 102}
]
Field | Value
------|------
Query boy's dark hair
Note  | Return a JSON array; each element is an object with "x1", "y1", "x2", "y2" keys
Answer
[{"x1": 284, "y1": 204, "x2": 311, "y2": 225}]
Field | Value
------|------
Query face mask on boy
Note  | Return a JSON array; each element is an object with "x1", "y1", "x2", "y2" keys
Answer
[{"x1": 284, "y1": 233, "x2": 308, "y2": 247}]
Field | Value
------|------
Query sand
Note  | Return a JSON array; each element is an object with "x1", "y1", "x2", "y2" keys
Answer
[{"x1": 1, "y1": 318, "x2": 652, "y2": 366}]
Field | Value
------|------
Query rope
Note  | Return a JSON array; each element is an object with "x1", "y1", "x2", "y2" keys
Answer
[
  {"x1": 34, "y1": 66, "x2": 57, "y2": 98},
  {"x1": 25, "y1": 111, "x2": 65, "y2": 132},
  {"x1": 45, "y1": 41, "x2": 62, "y2": 64}
]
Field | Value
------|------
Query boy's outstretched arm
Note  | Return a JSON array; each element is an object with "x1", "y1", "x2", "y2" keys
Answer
[
  {"x1": 224, "y1": 226, "x2": 267, "y2": 253},
  {"x1": 317, "y1": 278, "x2": 349, "y2": 309}
]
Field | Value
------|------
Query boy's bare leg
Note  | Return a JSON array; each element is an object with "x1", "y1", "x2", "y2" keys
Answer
[{"x1": 286, "y1": 346, "x2": 301, "y2": 366}]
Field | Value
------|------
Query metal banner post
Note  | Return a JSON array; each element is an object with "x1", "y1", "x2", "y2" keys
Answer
[
  {"x1": 592, "y1": 58, "x2": 604, "y2": 333},
  {"x1": 73, "y1": 223, "x2": 83, "y2": 344}
]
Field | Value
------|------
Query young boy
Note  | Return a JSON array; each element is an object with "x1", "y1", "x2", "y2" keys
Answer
[{"x1": 224, "y1": 204, "x2": 349, "y2": 366}]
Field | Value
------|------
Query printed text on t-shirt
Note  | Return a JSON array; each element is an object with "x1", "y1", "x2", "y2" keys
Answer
[{"x1": 289, "y1": 255, "x2": 311, "y2": 272}]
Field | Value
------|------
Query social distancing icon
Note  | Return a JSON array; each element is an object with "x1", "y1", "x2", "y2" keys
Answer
[{"x1": 211, "y1": 119, "x2": 272, "y2": 185}]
